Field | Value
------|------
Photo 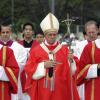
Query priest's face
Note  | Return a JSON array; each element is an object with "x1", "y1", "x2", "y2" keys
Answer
[
  {"x1": 0, "y1": 26, "x2": 12, "y2": 42},
  {"x1": 36, "y1": 34, "x2": 44, "y2": 43},
  {"x1": 23, "y1": 25, "x2": 34, "y2": 39},
  {"x1": 86, "y1": 24, "x2": 98, "y2": 41},
  {"x1": 45, "y1": 32, "x2": 57, "y2": 44}
]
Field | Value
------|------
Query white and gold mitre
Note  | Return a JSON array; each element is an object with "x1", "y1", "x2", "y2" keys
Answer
[{"x1": 40, "y1": 13, "x2": 59, "y2": 34}]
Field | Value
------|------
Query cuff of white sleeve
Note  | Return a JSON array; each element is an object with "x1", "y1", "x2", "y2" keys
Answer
[
  {"x1": 23, "y1": 93, "x2": 30, "y2": 100},
  {"x1": 11, "y1": 94, "x2": 18, "y2": 100},
  {"x1": 0, "y1": 66, "x2": 9, "y2": 81},
  {"x1": 32, "y1": 62, "x2": 46, "y2": 80},
  {"x1": 86, "y1": 64, "x2": 98, "y2": 79}
]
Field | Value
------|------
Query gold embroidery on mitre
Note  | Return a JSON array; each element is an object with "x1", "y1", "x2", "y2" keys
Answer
[
  {"x1": 44, "y1": 29, "x2": 57, "y2": 34},
  {"x1": 49, "y1": 13, "x2": 53, "y2": 29}
]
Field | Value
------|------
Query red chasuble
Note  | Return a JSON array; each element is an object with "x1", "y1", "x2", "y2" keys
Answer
[
  {"x1": 25, "y1": 43, "x2": 79, "y2": 100},
  {"x1": 77, "y1": 42, "x2": 100, "y2": 100},
  {"x1": 0, "y1": 46, "x2": 19, "y2": 100}
]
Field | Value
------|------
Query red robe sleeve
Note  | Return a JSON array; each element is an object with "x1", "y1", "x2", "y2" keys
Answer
[
  {"x1": 2, "y1": 46, "x2": 19, "y2": 93},
  {"x1": 24, "y1": 47, "x2": 40, "y2": 90},
  {"x1": 29, "y1": 40, "x2": 39, "y2": 53},
  {"x1": 73, "y1": 56, "x2": 79, "y2": 81},
  {"x1": 77, "y1": 43, "x2": 92, "y2": 85}
]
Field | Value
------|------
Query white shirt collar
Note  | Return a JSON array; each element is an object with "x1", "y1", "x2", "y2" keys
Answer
[{"x1": 95, "y1": 38, "x2": 100, "y2": 48}]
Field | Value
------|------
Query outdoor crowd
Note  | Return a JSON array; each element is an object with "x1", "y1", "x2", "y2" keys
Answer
[{"x1": 0, "y1": 12, "x2": 100, "y2": 100}]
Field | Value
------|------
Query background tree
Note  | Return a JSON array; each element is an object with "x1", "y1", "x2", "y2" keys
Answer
[{"x1": 0, "y1": 0, "x2": 100, "y2": 34}]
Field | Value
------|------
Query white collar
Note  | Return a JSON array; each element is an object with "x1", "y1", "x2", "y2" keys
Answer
[
  {"x1": 95, "y1": 38, "x2": 100, "y2": 48},
  {"x1": 40, "y1": 42, "x2": 62, "y2": 54}
]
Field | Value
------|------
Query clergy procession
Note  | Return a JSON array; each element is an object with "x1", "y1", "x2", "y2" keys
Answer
[{"x1": 0, "y1": 12, "x2": 100, "y2": 100}]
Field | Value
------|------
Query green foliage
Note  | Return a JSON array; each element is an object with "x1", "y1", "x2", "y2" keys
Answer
[{"x1": 0, "y1": 0, "x2": 100, "y2": 33}]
